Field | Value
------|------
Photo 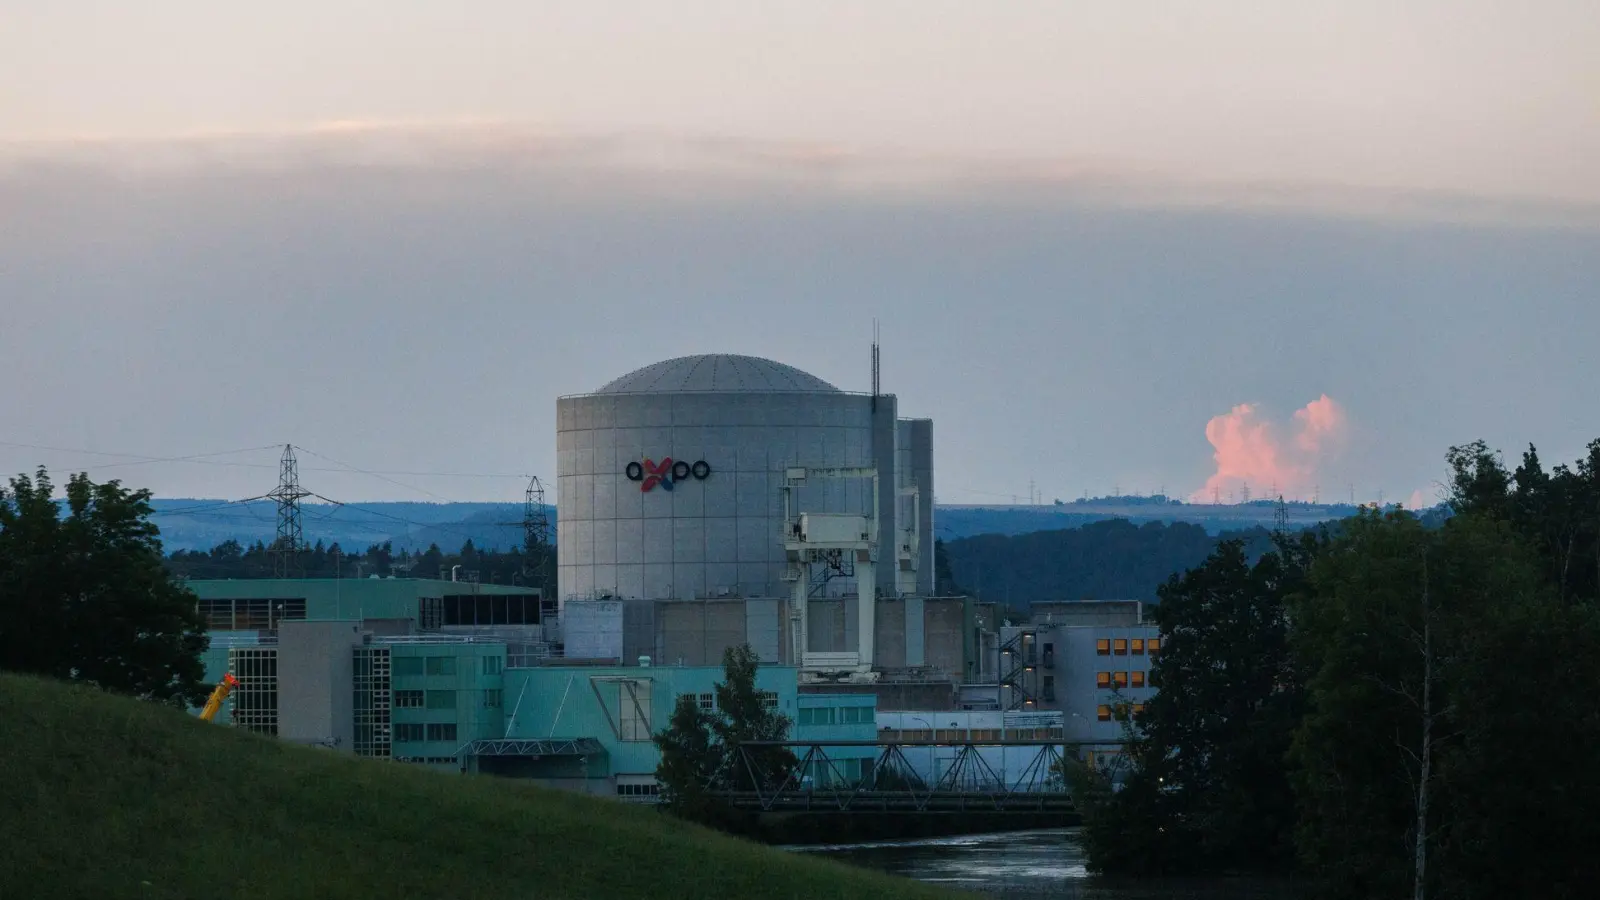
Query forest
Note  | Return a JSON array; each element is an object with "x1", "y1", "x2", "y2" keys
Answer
[{"x1": 1069, "y1": 438, "x2": 1600, "y2": 899}]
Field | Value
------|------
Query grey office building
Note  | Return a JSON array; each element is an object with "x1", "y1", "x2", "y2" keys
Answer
[{"x1": 556, "y1": 354, "x2": 934, "y2": 608}]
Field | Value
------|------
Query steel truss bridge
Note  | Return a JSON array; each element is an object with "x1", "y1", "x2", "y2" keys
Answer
[{"x1": 724, "y1": 739, "x2": 1083, "y2": 814}]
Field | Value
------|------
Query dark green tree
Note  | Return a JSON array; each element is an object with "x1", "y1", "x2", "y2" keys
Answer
[
  {"x1": 652, "y1": 694, "x2": 720, "y2": 823},
  {"x1": 712, "y1": 644, "x2": 797, "y2": 792},
  {"x1": 1290, "y1": 508, "x2": 1600, "y2": 900},
  {"x1": 1071, "y1": 532, "x2": 1319, "y2": 874},
  {"x1": 0, "y1": 469, "x2": 209, "y2": 706},
  {"x1": 653, "y1": 644, "x2": 796, "y2": 823}
]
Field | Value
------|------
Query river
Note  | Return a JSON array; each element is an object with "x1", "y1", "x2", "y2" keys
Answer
[{"x1": 790, "y1": 828, "x2": 1305, "y2": 899}]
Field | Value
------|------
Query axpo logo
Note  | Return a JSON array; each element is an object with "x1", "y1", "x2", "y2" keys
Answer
[{"x1": 625, "y1": 457, "x2": 712, "y2": 492}]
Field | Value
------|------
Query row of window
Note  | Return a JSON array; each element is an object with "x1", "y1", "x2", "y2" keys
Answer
[
  {"x1": 393, "y1": 689, "x2": 501, "y2": 709},
  {"x1": 1096, "y1": 703, "x2": 1147, "y2": 722},
  {"x1": 395, "y1": 756, "x2": 460, "y2": 765},
  {"x1": 877, "y1": 727, "x2": 1066, "y2": 742},
  {"x1": 795, "y1": 706, "x2": 873, "y2": 727},
  {"x1": 391, "y1": 655, "x2": 505, "y2": 678},
  {"x1": 1095, "y1": 637, "x2": 1160, "y2": 656},
  {"x1": 393, "y1": 723, "x2": 459, "y2": 743},
  {"x1": 617, "y1": 783, "x2": 661, "y2": 797},
  {"x1": 1095, "y1": 671, "x2": 1151, "y2": 689}
]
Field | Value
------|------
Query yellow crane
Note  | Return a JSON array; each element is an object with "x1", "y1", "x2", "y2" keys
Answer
[{"x1": 198, "y1": 673, "x2": 239, "y2": 722}]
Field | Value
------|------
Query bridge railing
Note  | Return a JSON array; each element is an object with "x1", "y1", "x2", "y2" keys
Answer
[{"x1": 725, "y1": 739, "x2": 1111, "y2": 814}]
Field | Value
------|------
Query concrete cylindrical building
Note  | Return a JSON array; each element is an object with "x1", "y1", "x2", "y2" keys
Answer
[{"x1": 556, "y1": 354, "x2": 933, "y2": 608}]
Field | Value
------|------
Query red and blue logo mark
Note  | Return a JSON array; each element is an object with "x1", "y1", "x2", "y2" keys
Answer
[{"x1": 625, "y1": 458, "x2": 712, "y2": 492}]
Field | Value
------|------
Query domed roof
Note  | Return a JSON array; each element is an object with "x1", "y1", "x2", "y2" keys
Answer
[{"x1": 595, "y1": 354, "x2": 839, "y2": 395}]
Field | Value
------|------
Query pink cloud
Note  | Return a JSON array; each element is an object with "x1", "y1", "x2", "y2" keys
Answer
[{"x1": 1192, "y1": 395, "x2": 1349, "y2": 503}]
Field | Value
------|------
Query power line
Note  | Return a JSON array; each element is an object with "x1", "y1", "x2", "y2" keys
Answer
[{"x1": 292, "y1": 444, "x2": 461, "y2": 504}]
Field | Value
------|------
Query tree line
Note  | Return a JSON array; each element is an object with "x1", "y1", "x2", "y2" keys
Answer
[
  {"x1": 1070, "y1": 438, "x2": 1600, "y2": 899},
  {"x1": 165, "y1": 538, "x2": 555, "y2": 590}
]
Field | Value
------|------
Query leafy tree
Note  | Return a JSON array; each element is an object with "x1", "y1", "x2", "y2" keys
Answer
[
  {"x1": 1290, "y1": 508, "x2": 1600, "y2": 899},
  {"x1": 0, "y1": 469, "x2": 208, "y2": 706},
  {"x1": 1071, "y1": 532, "x2": 1318, "y2": 874},
  {"x1": 653, "y1": 644, "x2": 796, "y2": 823},
  {"x1": 712, "y1": 644, "x2": 797, "y2": 792},
  {"x1": 652, "y1": 694, "x2": 720, "y2": 823}
]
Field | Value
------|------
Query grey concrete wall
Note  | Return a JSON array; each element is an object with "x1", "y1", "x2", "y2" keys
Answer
[
  {"x1": 655, "y1": 599, "x2": 750, "y2": 666},
  {"x1": 904, "y1": 596, "x2": 925, "y2": 667},
  {"x1": 557, "y1": 390, "x2": 883, "y2": 605},
  {"x1": 744, "y1": 598, "x2": 781, "y2": 663},
  {"x1": 871, "y1": 395, "x2": 899, "y2": 596},
  {"x1": 621, "y1": 597, "x2": 656, "y2": 665},
  {"x1": 806, "y1": 599, "x2": 847, "y2": 653},
  {"x1": 1051, "y1": 625, "x2": 1161, "y2": 742},
  {"x1": 908, "y1": 419, "x2": 936, "y2": 594},
  {"x1": 276, "y1": 620, "x2": 360, "y2": 750},
  {"x1": 1030, "y1": 601, "x2": 1144, "y2": 628},
  {"x1": 922, "y1": 598, "x2": 966, "y2": 676},
  {"x1": 874, "y1": 598, "x2": 907, "y2": 669}
]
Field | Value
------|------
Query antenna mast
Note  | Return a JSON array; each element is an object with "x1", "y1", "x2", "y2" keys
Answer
[
  {"x1": 268, "y1": 444, "x2": 312, "y2": 577},
  {"x1": 870, "y1": 320, "x2": 881, "y2": 413}
]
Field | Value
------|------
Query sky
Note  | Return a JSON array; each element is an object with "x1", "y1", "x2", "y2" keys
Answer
[{"x1": 2, "y1": 2, "x2": 1598, "y2": 506}]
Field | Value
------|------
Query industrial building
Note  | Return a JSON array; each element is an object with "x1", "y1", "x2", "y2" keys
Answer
[{"x1": 185, "y1": 353, "x2": 1168, "y2": 799}]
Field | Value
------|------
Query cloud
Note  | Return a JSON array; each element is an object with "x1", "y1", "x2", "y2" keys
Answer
[
  {"x1": 4, "y1": 122, "x2": 1599, "y2": 229},
  {"x1": 1192, "y1": 395, "x2": 1348, "y2": 503}
]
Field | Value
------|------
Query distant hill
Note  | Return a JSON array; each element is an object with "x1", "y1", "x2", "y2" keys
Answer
[
  {"x1": 147, "y1": 496, "x2": 1374, "y2": 552},
  {"x1": 0, "y1": 673, "x2": 949, "y2": 900},
  {"x1": 940, "y1": 518, "x2": 1282, "y2": 608}
]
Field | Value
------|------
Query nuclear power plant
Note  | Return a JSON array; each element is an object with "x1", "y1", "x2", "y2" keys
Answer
[{"x1": 556, "y1": 353, "x2": 937, "y2": 683}]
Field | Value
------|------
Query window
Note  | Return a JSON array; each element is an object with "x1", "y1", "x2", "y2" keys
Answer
[
  {"x1": 1042, "y1": 675, "x2": 1056, "y2": 701},
  {"x1": 425, "y1": 656, "x2": 456, "y2": 676},
  {"x1": 1113, "y1": 639, "x2": 1128, "y2": 656},
  {"x1": 1148, "y1": 637, "x2": 1161, "y2": 654},
  {"x1": 1131, "y1": 671, "x2": 1146, "y2": 688},
  {"x1": 426, "y1": 723, "x2": 458, "y2": 742},
  {"x1": 697, "y1": 692, "x2": 716, "y2": 713},
  {"x1": 392, "y1": 657, "x2": 423, "y2": 677},
  {"x1": 1096, "y1": 671, "x2": 1111, "y2": 689},
  {"x1": 1096, "y1": 638, "x2": 1110, "y2": 656},
  {"x1": 1096, "y1": 704, "x2": 1112, "y2": 722},
  {"x1": 483, "y1": 656, "x2": 502, "y2": 676},
  {"x1": 1113, "y1": 671, "x2": 1129, "y2": 688},
  {"x1": 760, "y1": 691, "x2": 778, "y2": 709},
  {"x1": 618, "y1": 680, "x2": 653, "y2": 741},
  {"x1": 394, "y1": 690, "x2": 424, "y2": 708},
  {"x1": 483, "y1": 689, "x2": 503, "y2": 708},
  {"x1": 425, "y1": 690, "x2": 455, "y2": 710},
  {"x1": 844, "y1": 706, "x2": 871, "y2": 724},
  {"x1": 394, "y1": 723, "x2": 425, "y2": 742},
  {"x1": 1131, "y1": 638, "x2": 1145, "y2": 655},
  {"x1": 1133, "y1": 704, "x2": 1146, "y2": 716}
]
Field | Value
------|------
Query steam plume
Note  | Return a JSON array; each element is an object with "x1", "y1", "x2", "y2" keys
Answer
[{"x1": 1193, "y1": 395, "x2": 1347, "y2": 502}]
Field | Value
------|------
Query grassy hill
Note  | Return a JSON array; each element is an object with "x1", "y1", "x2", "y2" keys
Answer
[{"x1": 0, "y1": 674, "x2": 957, "y2": 900}]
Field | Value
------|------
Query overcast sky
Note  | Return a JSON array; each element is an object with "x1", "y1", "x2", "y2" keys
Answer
[{"x1": 3, "y1": 2, "x2": 1597, "y2": 505}]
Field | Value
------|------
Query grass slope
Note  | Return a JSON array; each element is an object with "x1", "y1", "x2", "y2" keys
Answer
[{"x1": 0, "y1": 674, "x2": 958, "y2": 900}]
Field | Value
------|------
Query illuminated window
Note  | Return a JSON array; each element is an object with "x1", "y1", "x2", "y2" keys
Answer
[
  {"x1": 1096, "y1": 705, "x2": 1112, "y2": 722},
  {"x1": 1113, "y1": 639, "x2": 1128, "y2": 656},
  {"x1": 1113, "y1": 671, "x2": 1129, "y2": 688},
  {"x1": 1131, "y1": 671, "x2": 1146, "y2": 688},
  {"x1": 1096, "y1": 639, "x2": 1110, "y2": 656},
  {"x1": 1133, "y1": 704, "x2": 1146, "y2": 716},
  {"x1": 1148, "y1": 637, "x2": 1161, "y2": 654},
  {"x1": 1131, "y1": 639, "x2": 1145, "y2": 655},
  {"x1": 1096, "y1": 671, "x2": 1111, "y2": 688}
]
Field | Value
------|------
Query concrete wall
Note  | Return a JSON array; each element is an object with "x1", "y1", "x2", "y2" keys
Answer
[
  {"x1": 1029, "y1": 600, "x2": 1145, "y2": 628},
  {"x1": 922, "y1": 597, "x2": 967, "y2": 676},
  {"x1": 276, "y1": 620, "x2": 360, "y2": 749},
  {"x1": 564, "y1": 600, "x2": 624, "y2": 661},
  {"x1": 654, "y1": 599, "x2": 750, "y2": 666},
  {"x1": 556, "y1": 390, "x2": 883, "y2": 605},
  {"x1": 1048, "y1": 625, "x2": 1160, "y2": 742}
]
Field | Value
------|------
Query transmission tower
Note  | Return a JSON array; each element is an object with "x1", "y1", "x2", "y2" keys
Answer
[
  {"x1": 268, "y1": 444, "x2": 312, "y2": 577},
  {"x1": 1274, "y1": 494, "x2": 1289, "y2": 534},
  {"x1": 523, "y1": 476, "x2": 552, "y2": 590}
]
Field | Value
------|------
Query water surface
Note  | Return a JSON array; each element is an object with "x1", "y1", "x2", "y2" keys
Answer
[{"x1": 792, "y1": 828, "x2": 1303, "y2": 899}]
